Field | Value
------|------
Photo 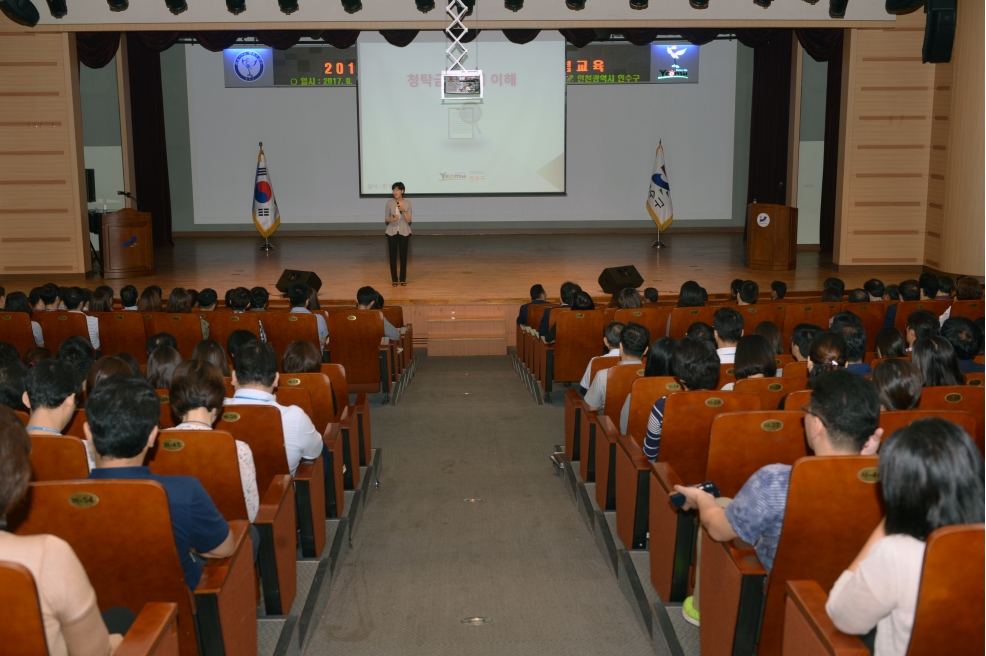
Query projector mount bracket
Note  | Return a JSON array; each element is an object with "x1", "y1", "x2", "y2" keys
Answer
[{"x1": 442, "y1": 0, "x2": 483, "y2": 100}]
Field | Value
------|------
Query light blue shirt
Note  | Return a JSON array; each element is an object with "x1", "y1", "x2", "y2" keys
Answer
[{"x1": 290, "y1": 307, "x2": 328, "y2": 348}]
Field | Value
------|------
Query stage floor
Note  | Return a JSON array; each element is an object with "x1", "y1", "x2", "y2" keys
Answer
[{"x1": 3, "y1": 233, "x2": 924, "y2": 304}]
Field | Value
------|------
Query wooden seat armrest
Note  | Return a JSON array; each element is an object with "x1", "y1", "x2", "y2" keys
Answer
[
  {"x1": 323, "y1": 421, "x2": 342, "y2": 448},
  {"x1": 254, "y1": 475, "x2": 293, "y2": 522},
  {"x1": 596, "y1": 414, "x2": 619, "y2": 444},
  {"x1": 784, "y1": 581, "x2": 870, "y2": 655},
  {"x1": 378, "y1": 337, "x2": 389, "y2": 349},
  {"x1": 565, "y1": 388, "x2": 581, "y2": 405},
  {"x1": 723, "y1": 539, "x2": 767, "y2": 577},
  {"x1": 112, "y1": 602, "x2": 179, "y2": 656},
  {"x1": 651, "y1": 461, "x2": 683, "y2": 494},
  {"x1": 196, "y1": 520, "x2": 251, "y2": 594},
  {"x1": 354, "y1": 393, "x2": 369, "y2": 412},
  {"x1": 616, "y1": 431, "x2": 650, "y2": 468}
]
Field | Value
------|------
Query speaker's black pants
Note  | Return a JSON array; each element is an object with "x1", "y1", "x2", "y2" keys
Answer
[{"x1": 387, "y1": 233, "x2": 409, "y2": 282}]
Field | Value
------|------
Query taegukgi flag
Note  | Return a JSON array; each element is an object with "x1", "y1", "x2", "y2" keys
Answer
[
  {"x1": 646, "y1": 140, "x2": 673, "y2": 231},
  {"x1": 252, "y1": 144, "x2": 280, "y2": 239}
]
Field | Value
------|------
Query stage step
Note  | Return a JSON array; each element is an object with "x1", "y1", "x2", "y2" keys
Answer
[{"x1": 426, "y1": 311, "x2": 506, "y2": 356}]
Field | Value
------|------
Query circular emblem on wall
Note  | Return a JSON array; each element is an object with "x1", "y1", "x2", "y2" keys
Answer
[
  {"x1": 233, "y1": 51, "x2": 265, "y2": 82},
  {"x1": 756, "y1": 212, "x2": 770, "y2": 227}
]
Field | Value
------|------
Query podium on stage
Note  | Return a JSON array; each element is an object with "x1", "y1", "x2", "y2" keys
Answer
[
  {"x1": 746, "y1": 203, "x2": 798, "y2": 271},
  {"x1": 100, "y1": 208, "x2": 154, "y2": 279}
]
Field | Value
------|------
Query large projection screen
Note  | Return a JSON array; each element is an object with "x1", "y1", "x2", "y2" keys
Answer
[{"x1": 357, "y1": 32, "x2": 566, "y2": 196}]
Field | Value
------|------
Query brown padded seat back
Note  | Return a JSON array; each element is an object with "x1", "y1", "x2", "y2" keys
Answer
[
  {"x1": 380, "y1": 306, "x2": 404, "y2": 328},
  {"x1": 8, "y1": 480, "x2": 199, "y2": 656},
  {"x1": 281, "y1": 373, "x2": 337, "y2": 433},
  {"x1": 63, "y1": 409, "x2": 87, "y2": 439},
  {"x1": 327, "y1": 310, "x2": 385, "y2": 387},
  {"x1": 274, "y1": 386, "x2": 314, "y2": 424},
  {"x1": 734, "y1": 377, "x2": 809, "y2": 412},
  {"x1": 838, "y1": 303, "x2": 887, "y2": 351},
  {"x1": 659, "y1": 391, "x2": 762, "y2": 485},
  {"x1": 29, "y1": 434, "x2": 90, "y2": 482},
  {"x1": 918, "y1": 386, "x2": 984, "y2": 451},
  {"x1": 614, "y1": 307, "x2": 673, "y2": 340},
  {"x1": 206, "y1": 313, "x2": 262, "y2": 361},
  {"x1": 668, "y1": 306, "x2": 718, "y2": 340},
  {"x1": 552, "y1": 309, "x2": 605, "y2": 382},
  {"x1": 0, "y1": 311, "x2": 40, "y2": 357},
  {"x1": 626, "y1": 377, "x2": 682, "y2": 438},
  {"x1": 783, "y1": 389, "x2": 813, "y2": 410},
  {"x1": 878, "y1": 410, "x2": 978, "y2": 448},
  {"x1": 149, "y1": 430, "x2": 248, "y2": 520},
  {"x1": 604, "y1": 364, "x2": 645, "y2": 426},
  {"x1": 782, "y1": 361, "x2": 808, "y2": 378},
  {"x1": 0, "y1": 561, "x2": 50, "y2": 655},
  {"x1": 892, "y1": 299, "x2": 952, "y2": 334},
  {"x1": 719, "y1": 364, "x2": 737, "y2": 388},
  {"x1": 781, "y1": 304, "x2": 832, "y2": 344},
  {"x1": 35, "y1": 312, "x2": 90, "y2": 354},
  {"x1": 215, "y1": 405, "x2": 289, "y2": 492},
  {"x1": 264, "y1": 312, "x2": 320, "y2": 355},
  {"x1": 735, "y1": 304, "x2": 786, "y2": 335},
  {"x1": 906, "y1": 524, "x2": 985, "y2": 656},
  {"x1": 93, "y1": 312, "x2": 149, "y2": 364},
  {"x1": 526, "y1": 303, "x2": 553, "y2": 330},
  {"x1": 321, "y1": 363, "x2": 350, "y2": 417},
  {"x1": 705, "y1": 411, "x2": 807, "y2": 498},
  {"x1": 947, "y1": 300, "x2": 984, "y2": 322},
  {"x1": 147, "y1": 314, "x2": 204, "y2": 360},
  {"x1": 588, "y1": 356, "x2": 620, "y2": 384}
]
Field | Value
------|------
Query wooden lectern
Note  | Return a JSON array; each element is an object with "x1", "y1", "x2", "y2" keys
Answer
[
  {"x1": 100, "y1": 208, "x2": 154, "y2": 279},
  {"x1": 746, "y1": 203, "x2": 798, "y2": 271}
]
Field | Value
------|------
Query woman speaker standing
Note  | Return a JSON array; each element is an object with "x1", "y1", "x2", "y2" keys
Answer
[{"x1": 385, "y1": 182, "x2": 412, "y2": 286}]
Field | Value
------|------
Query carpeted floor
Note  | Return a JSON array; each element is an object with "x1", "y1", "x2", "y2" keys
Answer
[{"x1": 305, "y1": 355, "x2": 655, "y2": 655}]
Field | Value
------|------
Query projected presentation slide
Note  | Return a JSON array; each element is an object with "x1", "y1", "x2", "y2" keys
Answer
[{"x1": 358, "y1": 36, "x2": 566, "y2": 196}]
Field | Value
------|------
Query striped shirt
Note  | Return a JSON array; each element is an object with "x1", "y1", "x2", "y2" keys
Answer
[
  {"x1": 723, "y1": 463, "x2": 792, "y2": 572},
  {"x1": 642, "y1": 397, "x2": 668, "y2": 461}
]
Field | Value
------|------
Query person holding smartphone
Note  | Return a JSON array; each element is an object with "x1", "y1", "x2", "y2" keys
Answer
[{"x1": 385, "y1": 182, "x2": 412, "y2": 286}]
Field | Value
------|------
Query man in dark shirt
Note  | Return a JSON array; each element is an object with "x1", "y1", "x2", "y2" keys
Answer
[
  {"x1": 539, "y1": 281, "x2": 580, "y2": 339},
  {"x1": 941, "y1": 317, "x2": 985, "y2": 373},
  {"x1": 84, "y1": 375, "x2": 234, "y2": 590},
  {"x1": 835, "y1": 324, "x2": 871, "y2": 376},
  {"x1": 517, "y1": 284, "x2": 548, "y2": 326}
]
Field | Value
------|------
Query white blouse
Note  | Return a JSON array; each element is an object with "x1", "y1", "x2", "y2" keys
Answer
[{"x1": 171, "y1": 423, "x2": 260, "y2": 522}]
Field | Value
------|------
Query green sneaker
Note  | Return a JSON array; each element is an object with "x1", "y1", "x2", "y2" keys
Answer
[{"x1": 682, "y1": 596, "x2": 700, "y2": 626}]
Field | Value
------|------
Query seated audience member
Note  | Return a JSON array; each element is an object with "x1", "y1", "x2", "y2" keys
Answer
[
  {"x1": 197, "y1": 288, "x2": 219, "y2": 312},
  {"x1": 873, "y1": 359, "x2": 923, "y2": 411},
  {"x1": 864, "y1": 279, "x2": 885, "y2": 302},
  {"x1": 188, "y1": 289, "x2": 201, "y2": 309},
  {"x1": 620, "y1": 336, "x2": 676, "y2": 433},
  {"x1": 222, "y1": 289, "x2": 234, "y2": 310},
  {"x1": 193, "y1": 340, "x2": 231, "y2": 377},
  {"x1": 23, "y1": 358, "x2": 87, "y2": 465},
  {"x1": 898, "y1": 280, "x2": 920, "y2": 302},
  {"x1": 57, "y1": 337, "x2": 96, "y2": 385},
  {"x1": 883, "y1": 284, "x2": 900, "y2": 302},
  {"x1": 22, "y1": 346, "x2": 53, "y2": 369},
  {"x1": 824, "y1": 277, "x2": 846, "y2": 298},
  {"x1": 115, "y1": 352, "x2": 142, "y2": 378},
  {"x1": 821, "y1": 287, "x2": 843, "y2": 303},
  {"x1": 137, "y1": 286, "x2": 162, "y2": 312},
  {"x1": 517, "y1": 284, "x2": 548, "y2": 326},
  {"x1": 372, "y1": 293, "x2": 386, "y2": 311},
  {"x1": 911, "y1": 336, "x2": 965, "y2": 387},
  {"x1": 357, "y1": 286, "x2": 400, "y2": 341},
  {"x1": 700, "y1": 287, "x2": 709, "y2": 303},
  {"x1": 146, "y1": 346, "x2": 183, "y2": 390},
  {"x1": 29, "y1": 287, "x2": 43, "y2": 311},
  {"x1": 721, "y1": 335, "x2": 776, "y2": 391},
  {"x1": 617, "y1": 287, "x2": 642, "y2": 310},
  {"x1": 539, "y1": 281, "x2": 580, "y2": 338},
  {"x1": 686, "y1": 321, "x2": 717, "y2": 349},
  {"x1": 584, "y1": 322, "x2": 650, "y2": 413},
  {"x1": 62, "y1": 287, "x2": 100, "y2": 350},
  {"x1": 0, "y1": 285, "x2": 4, "y2": 308},
  {"x1": 830, "y1": 311, "x2": 862, "y2": 332},
  {"x1": 225, "y1": 341, "x2": 323, "y2": 475},
  {"x1": 170, "y1": 360, "x2": 260, "y2": 522},
  {"x1": 288, "y1": 283, "x2": 328, "y2": 349},
  {"x1": 120, "y1": 285, "x2": 138, "y2": 310},
  {"x1": 4, "y1": 291, "x2": 44, "y2": 346},
  {"x1": 0, "y1": 405, "x2": 129, "y2": 653},
  {"x1": 770, "y1": 280, "x2": 787, "y2": 300},
  {"x1": 643, "y1": 337, "x2": 719, "y2": 462},
  {"x1": 905, "y1": 310, "x2": 940, "y2": 349},
  {"x1": 917, "y1": 272, "x2": 940, "y2": 301},
  {"x1": 826, "y1": 418, "x2": 984, "y2": 656},
  {"x1": 677, "y1": 281, "x2": 705, "y2": 308},
  {"x1": 226, "y1": 330, "x2": 259, "y2": 370},
  {"x1": 282, "y1": 340, "x2": 323, "y2": 374},
  {"x1": 87, "y1": 356, "x2": 134, "y2": 392},
  {"x1": 146, "y1": 332, "x2": 178, "y2": 355},
  {"x1": 546, "y1": 290, "x2": 594, "y2": 343},
  {"x1": 847, "y1": 289, "x2": 869, "y2": 303},
  {"x1": 730, "y1": 279, "x2": 744, "y2": 302},
  {"x1": 168, "y1": 287, "x2": 209, "y2": 339},
  {"x1": 581, "y1": 322, "x2": 624, "y2": 390},
  {"x1": 250, "y1": 286, "x2": 269, "y2": 312},
  {"x1": 88, "y1": 288, "x2": 113, "y2": 313},
  {"x1": 643, "y1": 287, "x2": 659, "y2": 304},
  {"x1": 940, "y1": 317, "x2": 985, "y2": 373},
  {"x1": 937, "y1": 275, "x2": 954, "y2": 299},
  {"x1": 85, "y1": 375, "x2": 234, "y2": 591},
  {"x1": 875, "y1": 327, "x2": 908, "y2": 360},
  {"x1": 228, "y1": 288, "x2": 266, "y2": 341},
  {"x1": 0, "y1": 359, "x2": 28, "y2": 410},
  {"x1": 39, "y1": 282, "x2": 61, "y2": 311},
  {"x1": 737, "y1": 280, "x2": 759, "y2": 306},
  {"x1": 674, "y1": 369, "x2": 882, "y2": 626},
  {"x1": 807, "y1": 332, "x2": 848, "y2": 383},
  {"x1": 0, "y1": 342, "x2": 19, "y2": 363},
  {"x1": 955, "y1": 276, "x2": 983, "y2": 301},
  {"x1": 712, "y1": 307, "x2": 744, "y2": 364},
  {"x1": 754, "y1": 321, "x2": 784, "y2": 356},
  {"x1": 834, "y1": 324, "x2": 870, "y2": 376}
]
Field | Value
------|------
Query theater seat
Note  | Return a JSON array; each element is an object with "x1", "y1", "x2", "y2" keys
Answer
[
  {"x1": 207, "y1": 314, "x2": 263, "y2": 365},
  {"x1": 326, "y1": 311, "x2": 393, "y2": 396},
  {"x1": 668, "y1": 306, "x2": 718, "y2": 340},
  {"x1": 918, "y1": 386, "x2": 984, "y2": 450},
  {"x1": 35, "y1": 311, "x2": 89, "y2": 354},
  {"x1": 947, "y1": 300, "x2": 984, "y2": 322},
  {"x1": 543, "y1": 309, "x2": 605, "y2": 400},
  {"x1": 782, "y1": 361, "x2": 808, "y2": 378},
  {"x1": 838, "y1": 303, "x2": 887, "y2": 351},
  {"x1": 0, "y1": 311, "x2": 38, "y2": 356},
  {"x1": 93, "y1": 312, "x2": 149, "y2": 364},
  {"x1": 29, "y1": 434, "x2": 90, "y2": 481},
  {"x1": 892, "y1": 300, "x2": 952, "y2": 335},
  {"x1": 614, "y1": 307, "x2": 673, "y2": 340},
  {"x1": 783, "y1": 389, "x2": 813, "y2": 410},
  {"x1": 878, "y1": 409, "x2": 978, "y2": 449},
  {"x1": 147, "y1": 314, "x2": 205, "y2": 360},
  {"x1": 8, "y1": 480, "x2": 256, "y2": 656},
  {"x1": 734, "y1": 377, "x2": 809, "y2": 411},
  {"x1": 572, "y1": 356, "x2": 620, "y2": 479},
  {"x1": 322, "y1": 363, "x2": 373, "y2": 467},
  {"x1": 737, "y1": 304, "x2": 787, "y2": 335},
  {"x1": 262, "y1": 312, "x2": 321, "y2": 356}
]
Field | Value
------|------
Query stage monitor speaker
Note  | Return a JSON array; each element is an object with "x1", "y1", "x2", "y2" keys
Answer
[
  {"x1": 922, "y1": 0, "x2": 956, "y2": 64},
  {"x1": 598, "y1": 265, "x2": 644, "y2": 294},
  {"x1": 275, "y1": 269, "x2": 322, "y2": 294}
]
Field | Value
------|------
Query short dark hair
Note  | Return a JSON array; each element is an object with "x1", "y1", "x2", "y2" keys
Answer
[
  {"x1": 835, "y1": 324, "x2": 867, "y2": 363},
  {"x1": 863, "y1": 279, "x2": 885, "y2": 298},
  {"x1": 821, "y1": 287, "x2": 843, "y2": 302},
  {"x1": 875, "y1": 327, "x2": 908, "y2": 359},
  {"x1": 62, "y1": 286, "x2": 84, "y2": 311},
  {"x1": 899, "y1": 280, "x2": 920, "y2": 302},
  {"x1": 228, "y1": 288, "x2": 250, "y2": 312},
  {"x1": 617, "y1": 287, "x2": 642, "y2": 309},
  {"x1": 0, "y1": 343, "x2": 18, "y2": 365},
  {"x1": 770, "y1": 281, "x2": 787, "y2": 299},
  {"x1": 873, "y1": 359, "x2": 923, "y2": 411},
  {"x1": 57, "y1": 337, "x2": 95, "y2": 381},
  {"x1": 288, "y1": 283, "x2": 311, "y2": 308},
  {"x1": 232, "y1": 341, "x2": 278, "y2": 387},
  {"x1": 391, "y1": 181, "x2": 405, "y2": 192},
  {"x1": 713, "y1": 307, "x2": 744, "y2": 344},
  {"x1": 0, "y1": 359, "x2": 28, "y2": 410},
  {"x1": 734, "y1": 335, "x2": 777, "y2": 379},
  {"x1": 884, "y1": 284, "x2": 900, "y2": 301},
  {"x1": 87, "y1": 356, "x2": 135, "y2": 392},
  {"x1": 560, "y1": 281, "x2": 580, "y2": 306},
  {"x1": 643, "y1": 287, "x2": 659, "y2": 303},
  {"x1": 686, "y1": 321, "x2": 716, "y2": 348},
  {"x1": 192, "y1": 340, "x2": 230, "y2": 377},
  {"x1": 250, "y1": 286, "x2": 269, "y2": 309},
  {"x1": 940, "y1": 317, "x2": 982, "y2": 361},
  {"x1": 730, "y1": 279, "x2": 744, "y2": 296},
  {"x1": 170, "y1": 359, "x2": 226, "y2": 417},
  {"x1": 621, "y1": 322, "x2": 650, "y2": 358},
  {"x1": 754, "y1": 321, "x2": 784, "y2": 355},
  {"x1": 4, "y1": 291, "x2": 32, "y2": 318},
  {"x1": 282, "y1": 340, "x2": 322, "y2": 374},
  {"x1": 357, "y1": 286, "x2": 379, "y2": 307},
  {"x1": 912, "y1": 336, "x2": 965, "y2": 387},
  {"x1": 530, "y1": 284, "x2": 546, "y2": 301},
  {"x1": 187, "y1": 289, "x2": 200, "y2": 308},
  {"x1": 372, "y1": 293, "x2": 384, "y2": 310},
  {"x1": 823, "y1": 277, "x2": 845, "y2": 295},
  {"x1": 197, "y1": 288, "x2": 218, "y2": 308},
  {"x1": 645, "y1": 337, "x2": 676, "y2": 377},
  {"x1": 677, "y1": 281, "x2": 705, "y2": 308},
  {"x1": 603, "y1": 322, "x2": 625, "y2": 349},
  {"x1": 28, "y1": 287, "x2": 41, "y2": 308},
  {"x1": 906, "y1": 310, "x2": 940, "y2": 342},
  {"x1": 880, "y1": 418, "x2": 984, "y2": 540},
  {"x1": 115, "y1": 352, "x2": 142, "y2": 377},
  {"x1": 847, "y1": 289, "x2": 869, "y2": 303},
  {"x1": 918, "y1": 272, "x2": 940, "y2": 299},
  {"x1": 806, "y1": 369, "x2": 879, "y2": 452},
  {"x1": 0, "y1": 405, "x2": 32, "y2": 516},
  {"x1": 791, "y1": 323, "x2": 825, "y2": 359},
  {"x1": 739, "y1": 281, "x2": 759, "y2": 304},
  {"x1": 571, "y1": 291, "x2": 595, "y2": 311},
  {"x1": 937, "y1": 276, "x2": 954, "y2": 295},
  {"x1": 147, "y1": 332, "x2": 178, "y2": 355},
  {"x1": 86, "y1": 375, "x2": 160, "y2": 459},
  {"x1": 39, "y1": 283, "x2": 60, "y2": 306},
  {"x1": 808, "y1": 332, "x2": 848, "y2": 380},
  {"x1": 671, "y1": 337, "x2": 720, "y2": 391},
  {"x1": 830, "y1": 311, "x2": 863, "y2": 332},
  {"x1": 226, "y1": 330, "x2": 259, "y2": 367},
  {"x1": 146, "y1": 346, "x2": 182, "y2": 390},
  {"x1": 120, "y1": 285, "x2": 138, "y2": 307},
  {"x1": 956, "y1": 277, "x2": 983, "y2": 300}
]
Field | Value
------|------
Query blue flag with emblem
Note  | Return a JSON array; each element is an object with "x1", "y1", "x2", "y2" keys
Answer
[
  {"x1": 252, "y1": 144, "x2": 280, "y2": 239},
  {"x1": 646, "y1": 140, "x2": 673, "y2": 231}
]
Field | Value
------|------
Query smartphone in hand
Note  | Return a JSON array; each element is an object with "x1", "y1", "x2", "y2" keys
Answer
[{"x1": 670, "y1": 481, "x2": 721, "y2": 508}]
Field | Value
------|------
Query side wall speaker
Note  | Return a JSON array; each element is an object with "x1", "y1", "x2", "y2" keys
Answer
[
  {"x1": 275, "y1": 269, "x2": 322, "y2": 293},
  {"x1": 598, "y1": 265, "x2": 644, "y2": 294}
]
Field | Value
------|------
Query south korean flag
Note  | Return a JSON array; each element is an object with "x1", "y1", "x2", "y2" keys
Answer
[{"x1": 252, "y1": 145, "x2": 281, "y2": 239}]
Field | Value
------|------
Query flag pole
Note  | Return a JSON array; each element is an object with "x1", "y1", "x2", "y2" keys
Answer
[
  {"x1": 651, "y1": 227, "x2": 666, "y2": 250},
  {"x1": 257, "y1": 142, "x2": 274, "y2": 251}
]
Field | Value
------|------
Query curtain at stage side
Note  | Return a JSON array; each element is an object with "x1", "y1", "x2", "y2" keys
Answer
[
  {"x1": 819, "y1": 41, "x2": 843, "y2": 254},
  {"x1": 735, "y1": 29, "x2": 778, "y2": 49},
  {"x1": 620, "y1": 29, "x2": 659, "y2": 46},
  {"x1": 502, "y1": 29, "x2": 540, "y2": 44},
  {"x1": 379, "y1": 30, "x2": 419, "y2": 47},
  {"x1": 677, "y1": 28, "x2": 721, "y2": 46},
  {"x1": 77, "y1": 32, "x2": 120, "y2": 68},
  {"x1": 195, "y1": 31, "x2": 242, "y2": 51},
  {"x1": 558, "y1": 29, "x2": 596, "y2": 48},
  {"x1": 126, "y1": 34, "x2": 173, "y2": 247},
  {"x1": 746, "y1": 30, "x2": 793, "y2": 212},
  {"x1": 321, "y1": 30, "x2": 360, "y2": 48},
  {"x1": 137, "y1": 32, "x2": 180, "y2": 52},
  {"x1": 795, "y1": 28, "x2": 843, "y2": 63}
]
